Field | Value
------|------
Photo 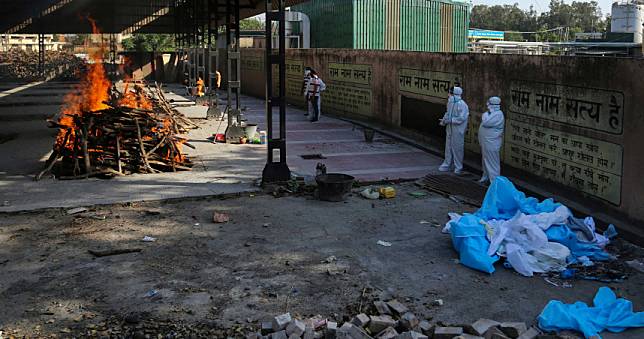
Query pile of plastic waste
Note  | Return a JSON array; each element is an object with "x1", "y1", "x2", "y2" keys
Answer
[{"x1": 443, "y1": 177, "x2": 617, "y2": 277}]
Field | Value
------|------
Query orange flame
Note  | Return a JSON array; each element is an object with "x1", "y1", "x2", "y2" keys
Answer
[
  {"x1": 119, "y1": 77, "x2": 153, "y2": 110},
  {"x1": 55, "y1": 17, "x2": 111, "y2": 150}
]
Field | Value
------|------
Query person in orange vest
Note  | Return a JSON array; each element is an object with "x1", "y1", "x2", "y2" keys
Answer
[
  {"x1": 305, "y1": 69, "x2": 326, "y2": 122},
  {"x1": 215, "y1": 71, "x2": 221, "y2": 89},
  {"x1": 196, "y1": 77, "x2": 205, "y2": 97}
]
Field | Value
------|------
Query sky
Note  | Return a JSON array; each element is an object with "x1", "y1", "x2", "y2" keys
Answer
[{"x1": 471, "y1": 0, "x2": 616, "y2": 15}]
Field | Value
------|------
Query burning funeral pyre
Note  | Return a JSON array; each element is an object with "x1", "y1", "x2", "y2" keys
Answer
[{"x1": 37, "y1": 21, "x2": 197, "y2": 180}]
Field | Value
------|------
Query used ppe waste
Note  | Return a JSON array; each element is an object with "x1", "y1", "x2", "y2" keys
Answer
[
  {"x1": 538, "y1": 286, "x2": 644, "y2": 338},
  {"x1": 444, "y1": 177, "x2": 616, "y2": 276}
]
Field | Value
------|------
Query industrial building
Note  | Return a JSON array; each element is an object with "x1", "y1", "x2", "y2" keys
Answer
[
  {"x1": 0, "y1": 34, "x2": 69, "y2": 52},
  {"x1": 291, "y1": 0, "x2": 471, "y2": 52}
]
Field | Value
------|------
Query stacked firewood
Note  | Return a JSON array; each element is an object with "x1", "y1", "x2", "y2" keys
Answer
[
  {"x1": 0, "y1": 50, "x2": 83, "y2": 81},
  {"x1": 37, "y1": 84, "x2": 198, "y2": 180}
]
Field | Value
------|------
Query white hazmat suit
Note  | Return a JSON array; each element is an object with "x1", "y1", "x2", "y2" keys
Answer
[
  {"x1": 439, "y1": 87, "x2": 469, "y2": 174},
  {"x1": 478, "y1": 96, "x2": 505, "y2": 183}
]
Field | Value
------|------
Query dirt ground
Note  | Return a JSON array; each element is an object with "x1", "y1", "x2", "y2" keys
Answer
[{"x1": 1, "y1": 183, "x2": 643, "y2": 338}]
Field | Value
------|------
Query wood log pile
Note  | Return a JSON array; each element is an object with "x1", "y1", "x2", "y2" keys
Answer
[
  {"x1": 0, "y1": 50, "x2": 83, "y2": 81},
  {"x1": 37, "y1": 83, "x2": 198, "y2": 180}
]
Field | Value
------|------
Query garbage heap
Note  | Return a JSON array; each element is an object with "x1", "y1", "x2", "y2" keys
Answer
[
  {"x1": 252, "y1": 299, "x2": 540, "y2": 339},
  {"x1": 444, "y1": 177, "x2": 617, "y2": 277}
]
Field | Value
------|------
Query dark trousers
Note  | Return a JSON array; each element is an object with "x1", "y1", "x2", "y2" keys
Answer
[{"x1": 311, "y1": 96, "x2": 320, "y2": 122}]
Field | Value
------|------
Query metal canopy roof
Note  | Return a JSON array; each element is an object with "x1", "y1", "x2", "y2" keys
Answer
[{"x1": 0, "y1": 0, "x2": 306, "y2": 34}]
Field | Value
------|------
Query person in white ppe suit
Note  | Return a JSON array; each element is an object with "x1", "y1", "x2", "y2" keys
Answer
[
  {"x1": 439, "y1": 87, "x2": 469, "y2": 174},
  {"x1": 478, "y1": 96, "x2": 505, "y2": 184}
]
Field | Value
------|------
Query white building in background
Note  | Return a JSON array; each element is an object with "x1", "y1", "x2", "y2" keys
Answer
[
  {"x1": 611, "y1": 0, "x2": 644, "y2": 43},
  {"x1": 0, "y1": 34, "x2": 70, "y2": 52}
]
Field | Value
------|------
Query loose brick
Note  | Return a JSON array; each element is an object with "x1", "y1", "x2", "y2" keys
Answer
[
  {"x1": 454, "y1": 335, "x2": 484, "y2": 339},
  {"x1": 500, "y1": 323, "x2": 527, "y2": 338},
  {"x1": 516, "y1": 328, "x2": 540, "y2": 339},
  {"x1": 472, "y1": 319, "x2": 501, "y2": 336},
  {"x1": 374, "y1": 327, "x2": 398, "y2": 339},
  {"x1": 347, "y1": 323, "x2": 373, "y2": 339},
  {"x1": 417, "y1": 321, "x2": 431, "y2": 335},
  {"x1": 386, "y1": 300, "x2": 409, "y2": 315},
  {"x1": 485, "y1": 327, "x2": 510, "y2": 339},
  {"x1": 303, "y1": 326, "x2": 315, "y2": 339},
  {"x1": 272, "y1": 330, "x2": 288, "y2": 339},
  {"x1": 351, "y1": 313, "x2": 371, "y2": 328},
  {"x1": 399, "y1": 313, "x2": 419, "y2": 331},
  {"x1": 261, "y1": 322, "x2": 274, "y2": 335},
  {"x1": 287, "y1": 320, "x2": 306, "y2": 337},
  {"x1": 395, "y1": 331, "x2": 428, "y2": 339},
  {"x1": 326, "y1": 321, "x2": 338, "y2": 339},
  {"x1": 369, "y1": 315, "x2": 396, "y2": 334},
  {"x1": 434, "y1": 327, "x2": 464, "y2": 339},
  {"x1": 273, "y1": 313, "x2": 293, "y2": 331},
  {"x1": 289, "y1": 335, "x2": 301, "y2": 339},
  {"x1": 374, "y1": 301, "x2": 392, "y2": 315}
]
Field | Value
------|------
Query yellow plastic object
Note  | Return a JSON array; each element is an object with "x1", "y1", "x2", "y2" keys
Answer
[{"x1": 378, "y1": 187, "x2": 396, "y2": 199}]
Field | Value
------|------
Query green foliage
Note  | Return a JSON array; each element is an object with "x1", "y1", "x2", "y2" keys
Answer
[
  {"x1": 471, "y1": 0, "x2": 608, "y2": 42},
  {"x1": 121, "y1": 34, "x2": 175, "y2": 52},
  {"x1": 239, "y1": 18, "x2": 264, "y2": 31}
]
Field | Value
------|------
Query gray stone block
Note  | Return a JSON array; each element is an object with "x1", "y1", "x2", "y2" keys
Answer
[
  {"x1": 484, "y1": 326, "x2": 510, "y2": 339},
  {"x1": 516, "y1": 328, "x2": 540, "y2": 339},
  {"x1": 399, "y1": 313, "x2": 419, "y2": 331},
  {"x1": 374, "y1": 301, "x2": 392, "y2": 315},
  {"x1": 472, "y1": 319, "x2": 501, "y2": 336},
  {"x1": 272, "y1": 330, "x2": 288, "y2": 339},
  {"x1": 417, "y1": 321, "x2": 431, "y2": 335},
  {"x1": 434, "y1": 327, "x2": 464, "y2": 339},
  {"x1": 287, "y1": 320, "x2": 306, "y2": 337},
  {"x1": 369, "y1": 315, "x2": 396, "y2": 334},
  {"x1": 374, "y1": 327, "x2": 398, "y2": 339},
  {"x1": 395, "y1": 331, "x2": 427, "y2": 339},
  {"x1": 351, "y1": 313, "x2": 371, "y2": 328},
  {"x1": 386, "y1": 300, "x2": 409, "y2": 315},
  {"x1": 262, "y1": 322, "x2": 274, "y2": 335},
  {"x1": 500, "y1": 323, "x2": 527, "y2": 338},
  {"x1": 454, "y1": 335, "x2": 484, "y2": 339},
  {"x1": 326, "y1": 322, "x2": 338, "y2": 339},
  {"x1": 273, "y1": 313, "x2": 293, "y2": 331}
]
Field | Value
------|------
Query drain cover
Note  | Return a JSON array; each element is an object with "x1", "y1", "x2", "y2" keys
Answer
[{"x1": 416, "y1": 173, "x2": 487, "y2": 206}]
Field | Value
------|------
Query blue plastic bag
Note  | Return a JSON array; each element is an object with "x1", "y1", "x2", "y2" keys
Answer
[
  {"x1": 450, "y1": 214, "x2": 499, "y2": 273},
  {"x1": 476, "y1": 177, "x2": 561, "y2": 220},
  {"x1": 546, "y1": 225, "x2": 612, "y2": 262},
  {"x1": 538, "y1": 287, "x2": 644, "y2": 338}
]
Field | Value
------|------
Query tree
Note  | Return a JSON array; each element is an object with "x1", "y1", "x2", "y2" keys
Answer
[
  {"x1": 239, "y1": 18, "x2": 264, "y2": 31},
  {"x1": 121, "y1": 34, "x2": 175, "y2": 52},
  {"x1": 470, "y1": 1, "x2": 608, "y2": 42}
]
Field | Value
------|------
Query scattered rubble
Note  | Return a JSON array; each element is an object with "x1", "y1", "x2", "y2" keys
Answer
[{"x1": 246, "y1": 298, "x2": 558, "y2": 339}]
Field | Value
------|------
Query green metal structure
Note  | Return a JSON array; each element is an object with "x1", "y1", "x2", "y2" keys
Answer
[{"x1": 292, "y1": 0, "x2": 471, "y2": 53}]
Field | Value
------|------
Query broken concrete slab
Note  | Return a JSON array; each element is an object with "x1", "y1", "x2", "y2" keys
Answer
[
  {"x1": 273, "y1": 313, "x2": 293, "y2": 331},
  {"x1": 472, "y1": 319, "x2": 501, "y2": 336},
  {"x1": 499, "y1": 322, "x2": 527, "y2": 338},
  {"x1": 434, "y1": 327, "x2": 464, "y2": 339},
  {"x1": 368, "y1": 315, "x2": 396, "y2": 334}
]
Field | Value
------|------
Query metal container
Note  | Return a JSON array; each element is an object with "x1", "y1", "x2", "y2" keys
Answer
[{"x1": 292, "y1": 0, "x2": 470, "y2": 53}]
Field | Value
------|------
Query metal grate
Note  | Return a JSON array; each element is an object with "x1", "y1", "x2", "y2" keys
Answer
[{"x1": 416, "y1": 173, "x2": 487, "y2": 206}]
